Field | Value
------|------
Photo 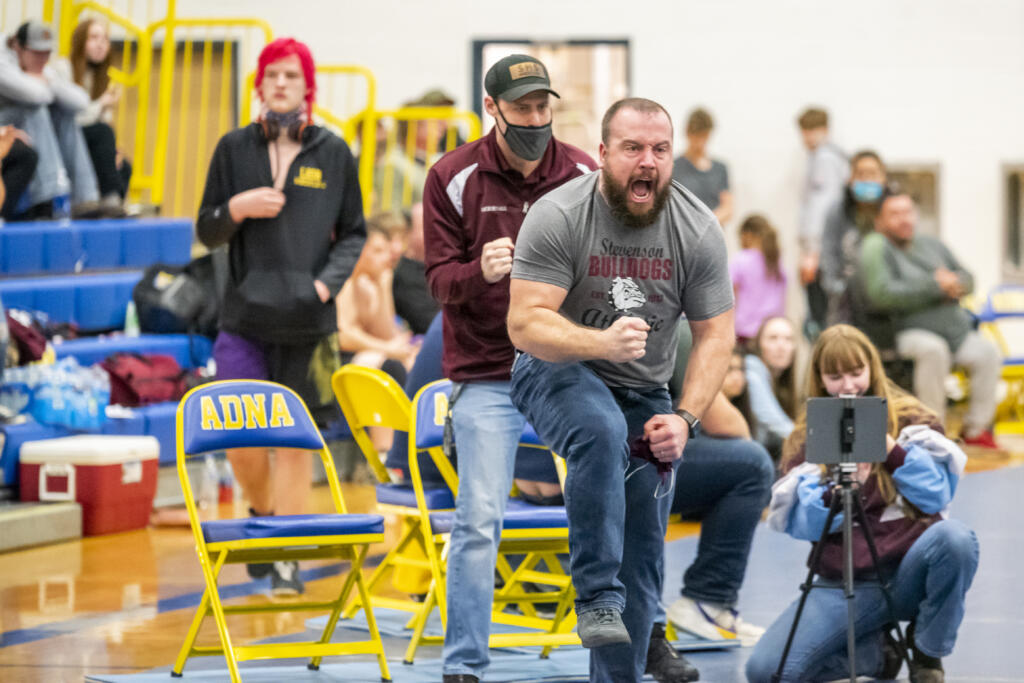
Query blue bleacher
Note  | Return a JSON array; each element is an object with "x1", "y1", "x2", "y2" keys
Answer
[
  {"x1": 53, "y1": 333, "x2": 213, "y2": 370},
  {"x1": 0, "y1": 217, "x2": 210, "y2": 490},
  {"x1": 0, "y1": 271, "x2": 142, "y2": 331},
  {"x1": 0, "y1": 218, "x2": 193, "y2": 275}
]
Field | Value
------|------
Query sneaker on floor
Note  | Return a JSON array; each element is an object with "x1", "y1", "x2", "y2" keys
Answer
[
  {"x1": 646, "y1": 622, "x2": 700, "y2": 682},
  {"x1": 246, "y1": 562, "x2": 273, "y2": 579},
  {"x1": 962, "y1": 429, "x2": 999, "y2": 449},
  {"x1": 667, "y1": 596, "x2": 765, "y2": 646},
  {"x1": 577, "y1": 607, "x2": 631, "y2": 648},
  {"x1": 270, "y1": 561, "x2": 304, "y2": 596}
]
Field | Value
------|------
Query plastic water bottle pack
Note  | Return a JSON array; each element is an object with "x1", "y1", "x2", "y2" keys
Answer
[{"x1": 1, "y1": 357, "x2": 110, "y2": 430}]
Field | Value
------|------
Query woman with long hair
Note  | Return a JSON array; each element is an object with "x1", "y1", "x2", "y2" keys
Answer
[
  {"x1": 745, "y1": 316, "x2": 798, "y2": 461},
  {"x1": 730, "y1": 214, "x2": 787, "y2": 346},
  {"x1": 69, "y1": 17, "x2": 130, "y2": 208},
  {"x1": 746, "y1": 325, "x2": 978, "y2": 683}
]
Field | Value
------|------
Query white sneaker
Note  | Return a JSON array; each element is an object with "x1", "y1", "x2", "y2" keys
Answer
[{"x1": 666, "y1": 596, "x2": 765, "y2": 646}]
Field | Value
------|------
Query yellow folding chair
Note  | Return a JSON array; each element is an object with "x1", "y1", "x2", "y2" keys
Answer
[
  {"x1": 331, "y1": 365, "x2": 456, "y2": 622},
  {"x1": 976, "y1": 284, "x2": 1024, "y2": 434},
  {"x1": 171, "y1": 380, "x2": 390, "y2": 682},
  {"x1": 403, "y1": 379, "x2": 580, "y2": 664}
]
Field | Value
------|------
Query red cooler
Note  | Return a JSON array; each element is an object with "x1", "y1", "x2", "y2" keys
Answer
[{"x1": 20, "y1": 435, "x2": 159, "y2": 535}]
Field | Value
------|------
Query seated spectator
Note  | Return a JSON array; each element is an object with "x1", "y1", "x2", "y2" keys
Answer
[
  {"x1": 393, "y1": 202, "x2": 441, "y2": 335},
  {"x1": 858, "y1": 190, "x2": 1001, "y2": 448},
  {"x1": 820, "y1": 150, "x2": 888, "y2": 325},
  {"x1": 721, "y1": 346, "x2": 754, "y2": 428},
  {"x1": 658, "y1": 322, "x2": 772, "y2": 672},
  {"x1": 0, "y1": 21, "x2": 100, "y2": 217},
  {"x1": 730, "y1": 215, "x2": 787, "y2": 346},
  {"x1": 746, "y1": 324, "x2": 977, "y2": 683},
  {"x1": 746, "y1": 316, "x2": 798, "y2": 461},
  {"x1": 69, "y1": 17, "x2": 130, "y2": 209},
  {"x1": 337, "y1": 218, "x2": 420, "y2": 452},
  {"x1": 671, "y1": 107, "x2": 732, "y2": 225},
  {"x1": 0, "y1": 124, "x2": 37, "y2": 219}
]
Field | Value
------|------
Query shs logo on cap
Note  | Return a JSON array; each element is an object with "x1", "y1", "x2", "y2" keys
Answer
[{"x1": 509, "y1": 61, "x2": 547, "y2": 80}]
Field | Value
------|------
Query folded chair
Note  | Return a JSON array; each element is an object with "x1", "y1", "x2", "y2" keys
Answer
[
  {"x1": 976, "y1": 284, "x2": 1024, "y2": 434},
  {"x1": 171, "y1": 380, "x2": 390, "y2": 682},
  {"x1": 403, "y1": 379, "x2": 580, "y2": 664},
  {"x1": 331, "y1": 365, "x2": 456, "y2": 623}
]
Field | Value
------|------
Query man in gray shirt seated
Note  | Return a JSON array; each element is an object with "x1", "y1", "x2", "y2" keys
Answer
[
  {"x1": 670, "y1": 107, "x2": 732, "y2": 226},
  {"x1": 508, "y1": 97, "x2": 734, "y2": 682},
  {"x1": 858, "y1": 190, "x2": 1001, "y2": 449}
]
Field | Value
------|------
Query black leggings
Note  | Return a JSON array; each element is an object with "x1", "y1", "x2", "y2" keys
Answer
[
  {"x1": 82, "y1": 122, "x2": 130, "y2": 197},
  {"x1": 1, "y1": 139, "x2": 38, "y2": 219}
]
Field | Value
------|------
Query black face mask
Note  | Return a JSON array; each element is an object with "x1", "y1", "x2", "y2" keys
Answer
[{"x1": 496, "y1": 103, "x2": 552, "y2": 162}]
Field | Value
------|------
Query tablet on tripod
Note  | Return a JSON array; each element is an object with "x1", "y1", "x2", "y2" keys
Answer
[{"x1": 806, "y1": 396, "x2": 887, "y2": 465}]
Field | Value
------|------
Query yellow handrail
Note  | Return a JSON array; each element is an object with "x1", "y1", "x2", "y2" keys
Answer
[{"x1": 146, "y1": 14, "x2": 273, "y2": 207}]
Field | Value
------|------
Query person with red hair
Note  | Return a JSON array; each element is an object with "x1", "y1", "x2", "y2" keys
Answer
[{"x1": 195, "y1": 37, "x2": 366, "y2": 595}]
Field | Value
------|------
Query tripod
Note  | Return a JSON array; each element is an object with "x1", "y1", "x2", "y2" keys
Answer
[{"x1": 771, "y1": 461, "x2": 913, "y2": 682}]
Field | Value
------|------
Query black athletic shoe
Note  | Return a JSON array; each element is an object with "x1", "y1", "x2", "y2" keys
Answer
[
  {"x1": 245, "y1": 508, "x2": 274, "y2": 579},
  {"x1": 646, "y1": 622, "x2": 700, "y2": 682},
  {"x1": 878, "y1": 627, "x2": 905, "y2": 680},
  {"x1": 270, "y1": 561, "x2": 303, "y2": 596}
]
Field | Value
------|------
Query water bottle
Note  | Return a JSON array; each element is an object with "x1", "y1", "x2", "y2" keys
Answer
[
  {"x1": 219, "y1": 459, "x2": 235, "y2": 504},
  {"x1": 124, "y1": 301, "x2": 140, "y2": 337},
  {"x1": 198, "y1": 454, "x2": 219, "y2": 517},
  {"x1": 52, "y1": 193, "x2": 71, "y2": 225}
]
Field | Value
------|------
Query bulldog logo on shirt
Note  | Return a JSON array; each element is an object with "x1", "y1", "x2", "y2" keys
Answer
[{"x1": 608, "y1": 277, "x2": 646, "y2": 312}]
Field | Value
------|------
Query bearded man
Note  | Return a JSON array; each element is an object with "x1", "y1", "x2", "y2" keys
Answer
[{"x1": 507, "y1": 97, "x2": 735, "y2": 683}]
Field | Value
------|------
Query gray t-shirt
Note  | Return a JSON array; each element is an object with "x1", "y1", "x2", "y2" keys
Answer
[
  {"x1": 512, "y1": 173, "x2": 734, "y2": 388},
  {"x1": 671, "y1": 156, "x2": 729, "y2": 211}
]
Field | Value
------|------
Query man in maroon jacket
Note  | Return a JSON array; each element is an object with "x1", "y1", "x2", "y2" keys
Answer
[{"x1": 423, "y1": 55, "x2": 593, "y2": 683}]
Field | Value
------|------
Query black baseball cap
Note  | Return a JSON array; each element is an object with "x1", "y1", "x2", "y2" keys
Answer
[{"x1": 484, "y1": 54, "x2": 560, "y2": 102}]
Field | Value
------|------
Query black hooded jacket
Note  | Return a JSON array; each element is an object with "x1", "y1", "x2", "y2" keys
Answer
[{"x1": 196, "y1": 123, "x2": 365, "y2": 344}]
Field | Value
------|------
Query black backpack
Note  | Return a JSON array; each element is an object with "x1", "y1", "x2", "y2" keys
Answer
[{"x1": 132, "y1": 249, "x2": 227, "y2": 338}]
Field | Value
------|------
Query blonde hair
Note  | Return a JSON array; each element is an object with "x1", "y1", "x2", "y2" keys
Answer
[{"x1": 782, "y1": 324, "x2": 936, "y2": 509}]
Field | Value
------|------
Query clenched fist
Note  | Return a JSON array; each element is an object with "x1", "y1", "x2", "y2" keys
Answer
[
  {"x1": 228, "y1": 187, "x2": 286, "y2": 222},
  {"x1": 602, "y1": 316, "x2": 650, "y2": 362},
  {"x1": 481, "y1": 237, "x2": 514, "y2": 283}
]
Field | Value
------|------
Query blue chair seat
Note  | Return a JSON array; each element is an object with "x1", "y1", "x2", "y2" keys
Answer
[
  {"x1": 376, "y1": 482, "x2": 454, "y2": 509},
  {"x1": 428, "y1": 506, "x2": 567, "y2": 535},
  {"x1": 202, "y1": 513, "x2": 384, "y2": 543}
]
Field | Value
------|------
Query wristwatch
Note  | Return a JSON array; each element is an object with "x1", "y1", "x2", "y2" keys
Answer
[{"x1": 674, "y1": 409, "x2": 701, "y2": 438}]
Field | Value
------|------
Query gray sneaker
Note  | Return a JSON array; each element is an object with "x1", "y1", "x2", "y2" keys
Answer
[{"x1": 577, "y1": 608, "x2": 631, "y2": 648}]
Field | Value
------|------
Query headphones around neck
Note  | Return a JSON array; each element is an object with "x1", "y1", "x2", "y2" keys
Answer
[{"x1": 258, "y1": 110, "x2": 309, "y2": 143}]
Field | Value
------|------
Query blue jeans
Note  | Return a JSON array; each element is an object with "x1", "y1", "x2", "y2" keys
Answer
[
  {"x1": 511, "y1": 353, "x2": 677, "y2": 683},
  {"x1": 442, "y1": 381, "x2": 525, "y2": 678},
  {"x1": 0, "y1": 103, "x2": 98, "y2": 206},
  {"x1": 746, "y1": 518, "x2": 979, "y2": 682},
  {"x1": 670, "y1": 435, "x2": 774, "y2": 607}
]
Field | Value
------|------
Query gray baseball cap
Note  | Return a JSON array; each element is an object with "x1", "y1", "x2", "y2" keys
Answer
[
  {"x1": 485, "y1": 54, "x2": 560, "y2": 102},
  {"x1": 14, "y1": 21, "x2": 55, "y2": 51}
]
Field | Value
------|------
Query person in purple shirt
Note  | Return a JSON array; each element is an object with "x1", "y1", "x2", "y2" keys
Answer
[{"x1": 729, "y1": 215, "x2": 787, "y2": 346}]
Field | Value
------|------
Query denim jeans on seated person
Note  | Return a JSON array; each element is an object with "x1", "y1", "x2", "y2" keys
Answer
[
  {"x1": 442, "y1": 381, "x2": 525, "y2": 678},
  {"x1": 510, "y1": 352, "x2": 678, "y2": 683},
  {"x1": 0, "y1": 103, "x2": 98, "y2": 206},
  {"x1": 669, "y1": 435, "x2": 774, "y2": 608},
  {"x1": 745, "y1": 518, "x2": 979, "y2": 682}
]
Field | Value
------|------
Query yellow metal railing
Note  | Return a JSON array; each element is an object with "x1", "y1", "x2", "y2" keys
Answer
[
  {"x1": 146, "y1": 14, "x2": 273, "y2": 210},
  {"x1": 362, "y1": 106, "x2": 482, "y2": 215}
]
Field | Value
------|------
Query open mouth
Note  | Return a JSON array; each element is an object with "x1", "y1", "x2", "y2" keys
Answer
[{"x1": 630, "y1": 179, "x2": 653, "y2": 202}]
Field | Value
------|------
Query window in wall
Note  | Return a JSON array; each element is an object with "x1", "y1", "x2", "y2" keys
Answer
[
  {"x1": 1004, "y1": 166, "x2": 1024, "y2": 279},
  {"x1": 472, "y1": 39, "x2": 630, "y2": 155},
  {"x1": 888, "y1": 164, "x2": 940, "y2": 237}
]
